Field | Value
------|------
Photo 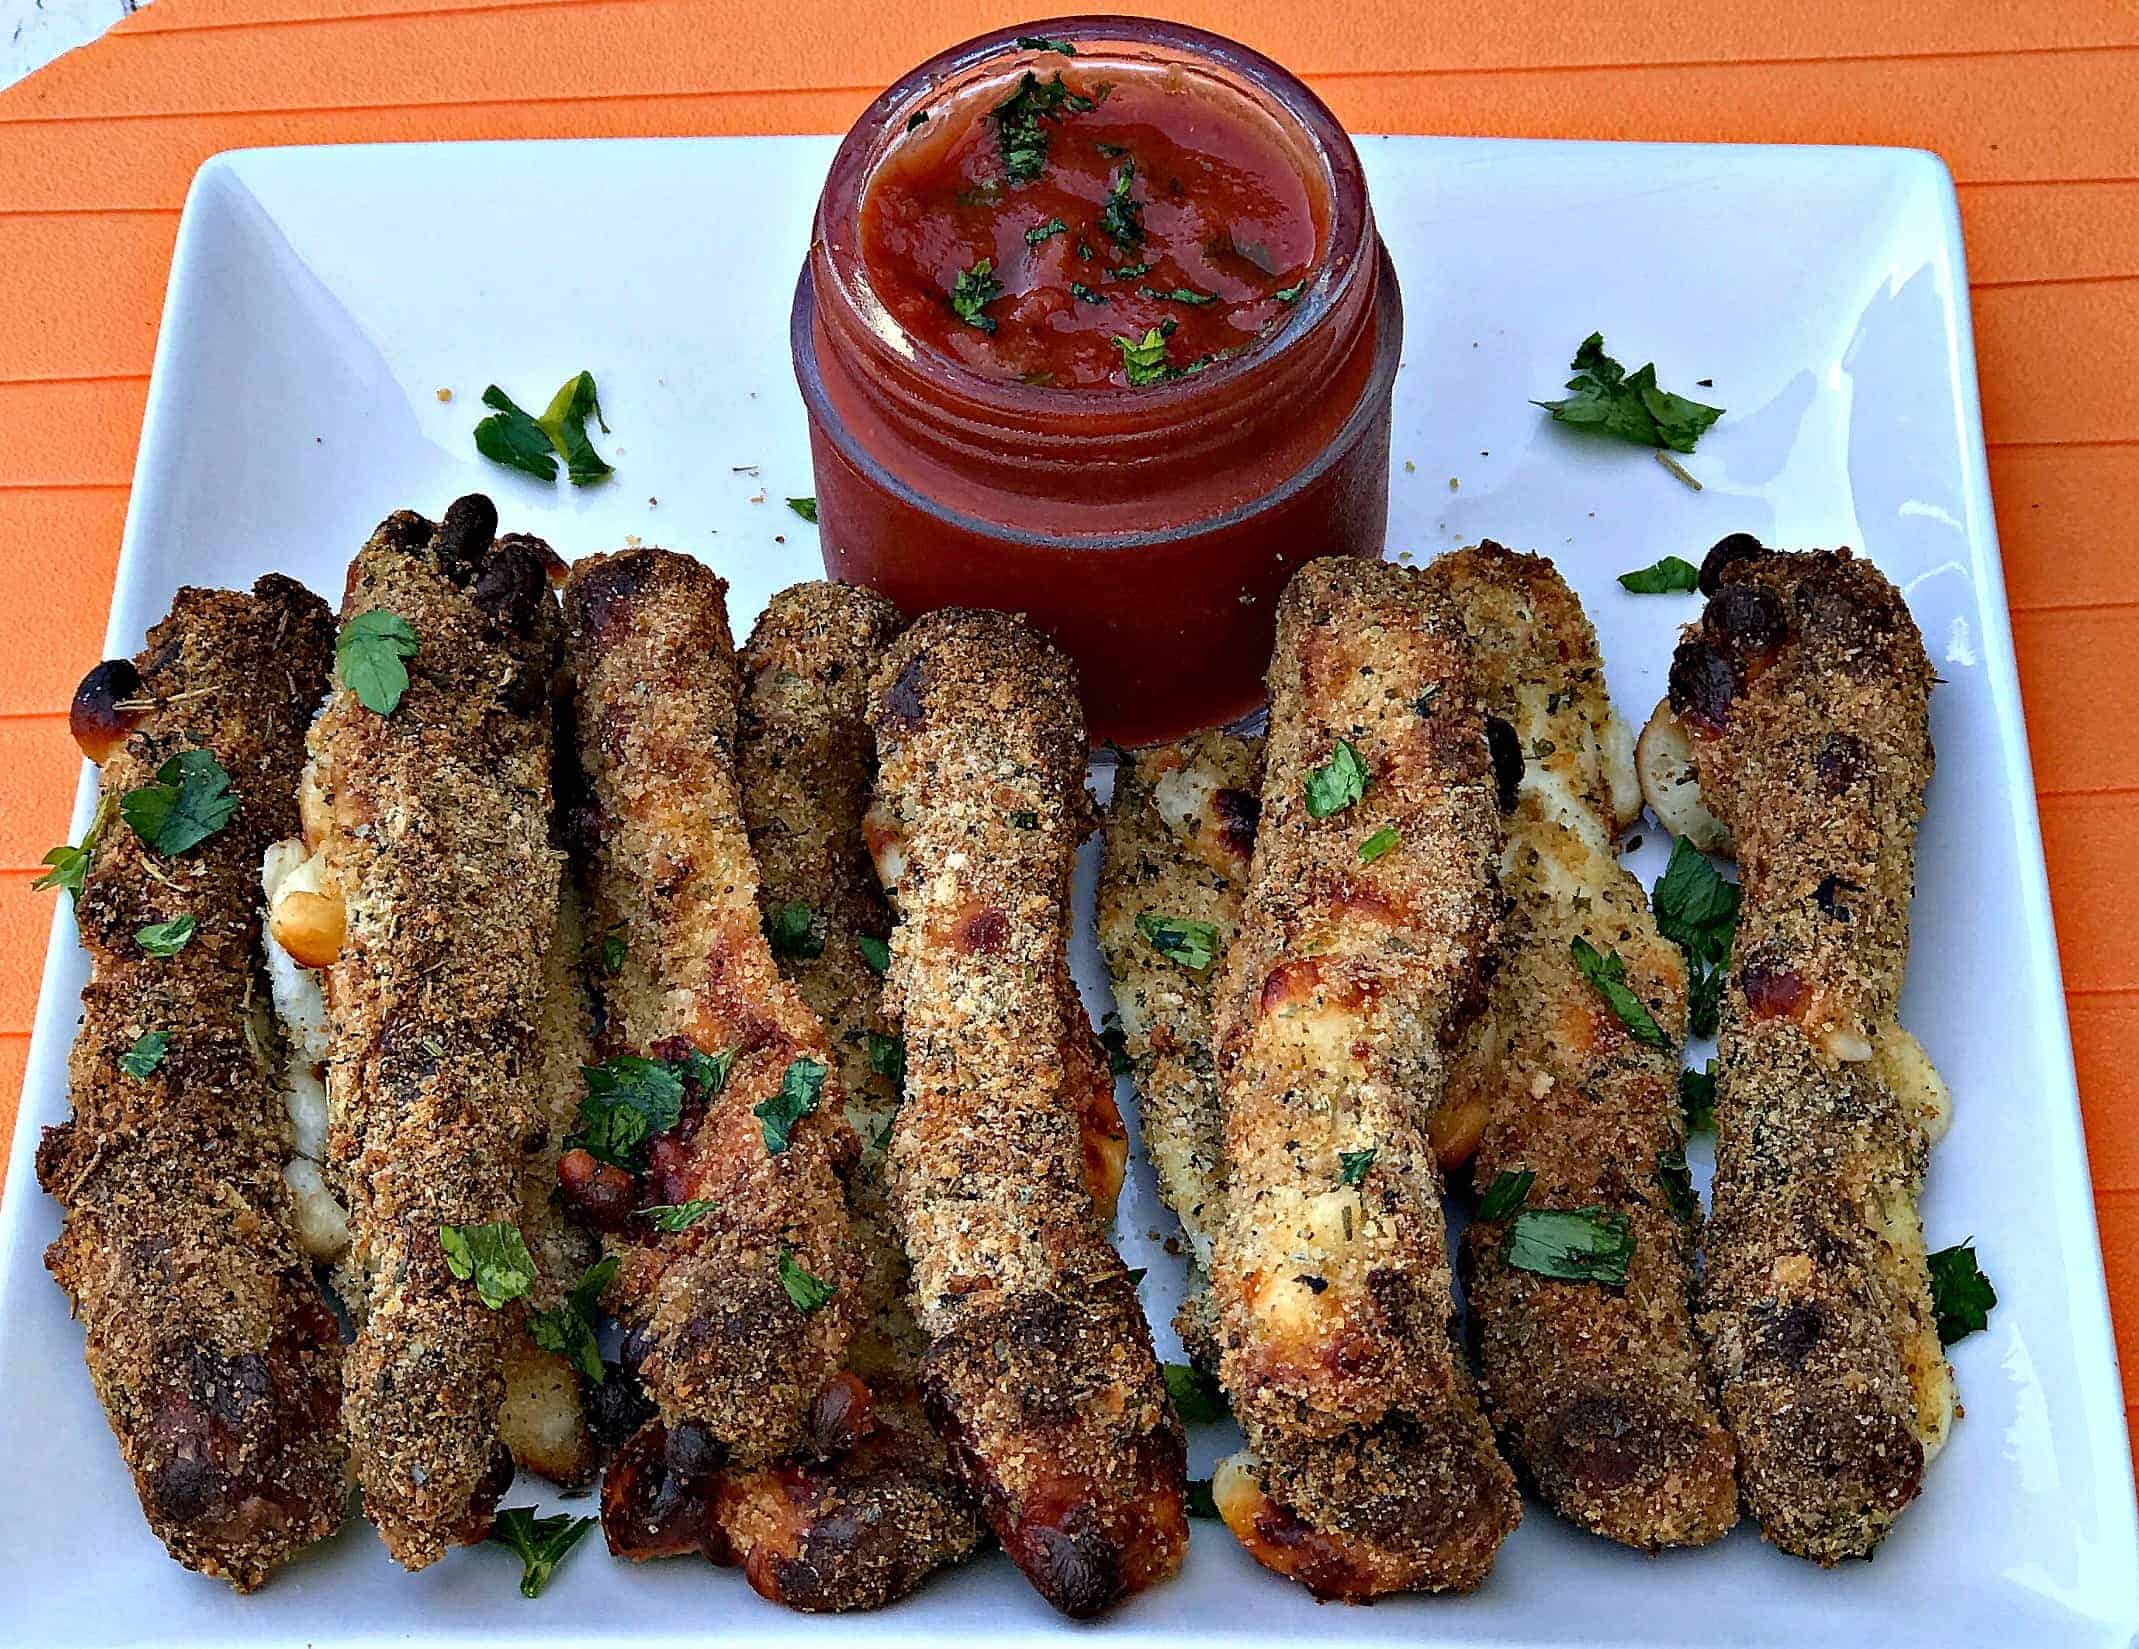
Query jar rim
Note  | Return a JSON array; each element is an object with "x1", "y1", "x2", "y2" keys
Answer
[{"x1": 811, "y1": 14, "x2": 1373, "y2": 423}]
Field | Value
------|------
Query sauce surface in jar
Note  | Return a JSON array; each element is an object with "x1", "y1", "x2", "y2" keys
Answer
[{"x1": 861, "y1": 59, "x2": 1323, "y2": 389}]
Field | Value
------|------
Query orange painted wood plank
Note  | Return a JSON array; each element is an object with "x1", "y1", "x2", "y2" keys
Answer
[
  {"x1": 2073, "y1": 997, "x2": 2139, "y2": 1192},
  {"x1": 0, "y1": 876, "x2": 63, "y2": 1036},
  {"x1": 1991, "y1": 446, "x2": 2139, "y2": 614},
  {"x1": 1961, "y1": 180, "x2": 2139, "y2": 286},
  {"x1": 0, "y1": 492, "x2": 128, "y2": 717},
  {"x1": 0, "y1": 1034, "x2": 25, "y2": 1197},
  {"x1": 2013, "y1": 609, "x2": 2139, "y2": 797},
  {"x1": 0, "y1": 730, "x2": 84, "y2": 880},
  {"x1": 2096, "y1": 1190, "x2": 2139, "y2": 1408},
  {"x1": 0, "y1": 379, "x2": 150, "y2": 488},
  {"x1": 2040, "y1": 793, "x2": 2139, "y2": 996},
  {"x1": 1972, "y1": 279, "x2": 2139, "y2": 447},
  {"x1": 0, "y1": 217, "x2": 174, "y2": 383}
]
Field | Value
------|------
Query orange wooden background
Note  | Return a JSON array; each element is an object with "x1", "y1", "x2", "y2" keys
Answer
[{"x1": 0, "y1": 0, "x2": 2134, "y2": 1435}]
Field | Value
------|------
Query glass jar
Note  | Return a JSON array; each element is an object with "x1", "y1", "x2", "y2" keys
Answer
[{"x1": 793, "y1": 15, "x2": 1402, "y2": 742}]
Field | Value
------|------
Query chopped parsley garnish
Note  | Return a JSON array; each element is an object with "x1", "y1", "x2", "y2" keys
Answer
[
  {"x1": 1338, "y1": 1147, "x2": 1377, "y2": 1187},
  {"x1": 866, "y1": 1031, "x2": 907, "y2": 1093},
  {"x1": 1099, "y1": 1012, "x2": 1134, "y2": 1077},
  {"x1": 134, "y1": 915, "x2": 197, "y2": 957},
  {"x1": 1534, "y1": 333, "x2": 1723, "y2": 455},
  {"x1": 1015, "y1": 33, "x2": 1076, "y2": 54},
  {"x1": 336, "y1": 609, "x2": 420, "y2": 716},
  {"x1": 1570, "y1": 937, "x2": 1670, "y2": 1050},
  {"x1": 569, "y1": 1055, "x2": 685, "y2": 1171},
  {"x1": 1009, "y1": 809, "x2": 1039, "y2": 828},
  {"x1": 989, "y1": 71, "x2": 1091, "y2": 183},
  {"x1": 949, "y1": 259, "x2": 1003, "y2": 334},
  {"x1": 598, "y1": 925, "x2": 626, "y2": 974},
  {"x1": 1162, "y1": 1361, "x2": 1229, "y2": 1424},
  {"x1": 755, "y1": 1057, "x2": 826, "y2": 1154},
  {"x1": 1139, "y1": 285, "x2": 1215, "y2": 306},
  {"x1": 1098, "y1": 158, "x2": 1144, "y2": 247},
  {"x1": 440, "y1": 1221, "x2": 537, "y2": 1310},
  {"x1": 1113, "y1": 327, "x2": 1172, "y2": 386},
  {"x1": 1136, "y1": 912, "x2": 1218, "y2": 971},
  {"x1": 1503, "y1": 1206, "x2": 1635, "y2": 1286},
  {"x1": 1109, "y1": 259, "x2": 1155, "y2": 281},
  {"x1": 786, "y1": 496, "x2": 818, "y2": 523},
  {"x1": 1928, "y1": 1240, "x2": 1997, "y2": 1344},
  {"x1": 1273, "y1": 278, "x2": 1307, "y2": 304},
  {"x1": 767, "y1": 899, "x2": 824, "y2": 960},
  {"x1": 777, "y1": 1243, "x2": 837, "y2": 1314},
  {"x1": 1025, "y1": 217, "x2": 1069, "y2": 246},
  {"x1": 1475, "y1": 1168, "x2": 1536, "y2": 1221},
  {"x1": 1656, "y1": 1146, "x2": 1697, "y2": 1222},
  {"x1": 1186, "y1": 1478, "x2": 1220, "y2": 1519},
  {"x1": 474, "y1": 371, "x2": 613, "y2": 486},
  {"x1": 639, "y1": 1199, "x2": 718, "y2": 1232},
  {"x1": 33, "y1": 795, "x2": 114, "y2": 904},
  {"x1": 1618, "y1": 555, "x2": 1701, "y2": 594},
  {"x1": 119, "y1": 1030, "x2": 169, "y2": 1080},
  {"x1": 1303, "y1": 738, "x2": 1367, "y2": 819},
  {"x1": 677, "y1": 1045, "x2": 737, "y2": 1099},
  {"x1": 526, "y1": 1254, "x2": 619, "y2": 1384},
  {"x1": 1069, "y1": 281, "x2": 1107, "y2": 305},
  {"x1": 1652, "y1": 837, "x2": 1740, "y2": 1040},
  {"x1": 488, "y1": 1506, "x2": 597, "y2": 1600},
  {"x1": 121, "y1": 749, "x2": 237, "y2": 856},
  {"x1": 1359, "y1": 826, "x2": 1400, "y2": 863},
  {"x1": 857, "y1": 934, "x2": 892, "y2": 977},
  {"x1": 1680, "y1": 1061, "x2": 1717, "y2": 1133}
]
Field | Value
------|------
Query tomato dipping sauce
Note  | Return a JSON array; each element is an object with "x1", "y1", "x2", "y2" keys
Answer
[
  {"x1": 863, "y1": 64, "x2": 1321, "y2": 389},
  {"x1": 795, "y1": 19, "x2": 1402, "y2": 742}
]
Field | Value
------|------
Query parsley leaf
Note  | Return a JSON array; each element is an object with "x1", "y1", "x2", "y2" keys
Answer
[
  {"x1": 1475, "y1": 1167, "x2": 1536, "y2": 1222},
  {"x1": 676, "y1": 1045, "x2": 738, "y2": 1099},
  {"x1": 1338, "y1": 1147, "x2": 1377, "y2": 1187},
  {"x1": 1653, "y1": 837, "x2": 1740, "y2": 1039},
  {"x1": 1113, "y1": 327, "x2": 1172, "y2": 387},
  {"x1": 786, "y1": 496, "x2": 818, "y2": 523},
  {"x1": 120, "y1": 750, "x2": 237, "y2": 856},
  {"x1": 1656, "y1": 1146, "x2": 1697, "y2": 1222},
  {"x1": 36, "y1": 795, "x2": 114, "y2": 903},
  {"x1": 778, "y1": 1243, "x2": 837, "y2": 1314},
  {"x1": 1136, "y1": 912, "x2": 1218, "y2": 971},
  {"x1": 989, "y1": 71, "x2": 1091, "y2": 182},
  {"x1": 569, "y1": 1056, "x2": 684, "y2": 1171},
  {"x1": 337, "y1": 609, "x2": 420, "y2": 716},
  {"x1": 1025, "y1": 217, "x2": 1068, "y2": 246},
  {"x1": 1534, "y1": 333, "x2": 1724, "y2": 455},
  {"x1": 440, "y1": 1221, "x2": 537, "y2": 1310},
  {"x1": 767, "y1": 899, "x2": 824, "y2": 960},
  {"x1": 488, "y1": 1506, "x2": 597, "y2": 1600},
  {"x1": 474, "y1": 372, "x2": 614, "y2": 487},
  {"x1": 1273, "y1": 278, "x2": 1307, "y2": 304},
  {"x1": 1163, "y1": 1361, "x2": 1229, "y2": 1424},
  {"x1": 538, "y1": 371, "x2": 613, "y2": 487},
  {"x1": 1928, "y1": 1240, "x2": 1997, "y2": 1345},
  {"x1": 1359, "y1": 826, "x2": 1400, "y2": 863},
  {"x1": 1016, "y1": 33, "x2": 1076, "y2": 54},
  {"x1": 1069, "y1": 281, "x2": 1108, "y2": 305},
  {"x1": 598, "y1": 925, "x2": 626, "y2": 974},
  {"x1": 1570, "y1": 937, "x2": 1670, "y2": 1050},
  {"x1": 119, "y1": 1030, "x2": 169, "y2": 1080},
  {"x1": 134, "y1": 915, "x2": 197, "y2": 957},
  {"x1": 1139, "y1": 285, "x2": 1214, "y2": 308},
  {"x1": 526, "y1": 1254, "x2": 619, "y2": 1384},
  {"x1": 1303, "y1": 738, "x2": 1367, "y2": 819},
  {"x1": 640, "y1": 1199, "x2": 718, "y2": 1232},
  {"x1": 1680, "y1": 1061, "x2": 1717, "y2": 1133},
  {"x1": 755, "y1": 1057, "x2": 826, "y2": 1154},
  {"x1": 1099, "y1": 1012, "x2": 1134, "y2": 1077},
  {"x1": 950, "y1": 259, "x2": 1003, "y2": 334},
  {"x1": 1098, "y1": 159, "x2": 1144, "y2": 247},
  {"x1": 866, "y1": 1031, "x2": 906, "y2": 1093},
  {"x1": 1186, "y1": 1478, "x2": 1221, "y2": 1519},
  {"x1": 1504, "y1": 1206, "x2": 1635, "y2": 1286},
  {"x1": 473, "y1": 385, "x2": 557, "y2": 481},
  {"x1": 1618, "y1": 555, "x2": 1702, "y2": 595},
  {"x1": 857, "y1": 934, "x2": 891, "y2": 977}
]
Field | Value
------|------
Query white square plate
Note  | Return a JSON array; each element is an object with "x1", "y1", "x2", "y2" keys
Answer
[{"x1": 2, "y1": 134, "x2": 2132, "y2": 1648}]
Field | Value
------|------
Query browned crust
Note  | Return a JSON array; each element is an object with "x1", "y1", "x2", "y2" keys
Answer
[
  {"x1": 1209, "y1": 556, "x2": 1518, "y2": 1598},
  {"x1": 563, "y1": 550, "x2": 862, "y2": 1468},
  {"x1": 867, "y1": 609, "x2": 1188, "y2": 1619},
  {"x1": 1432, "y1": 542, "x2": 1738, "y2": 1551},
  {"x1": 307, "y1": 498, "x2": 563, "y2": 1568},
  {"x1": 39, "y1": 575, "x2": 347, "y2": 1591},
  {"x1": 1674, "y1": 547, "x2": 1946, "y2": 1563}
]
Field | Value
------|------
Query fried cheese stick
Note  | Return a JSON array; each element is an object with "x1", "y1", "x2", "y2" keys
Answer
[
  {"x1": 560, "y1": 549, "x2": 862, "y2": 1474},
  {"x1": 1668, "y1": 544, "x2": 1951, "y2": 1563},
  {"x1": 1207, "y1": 556, "x2": 1518, "y2": 1600},
  {"x1": 696, "y1": 579, "x2": 980, "y2": 1611},
  {"x1": 866, "y1": 609, "x2": 1188, "y2": 1619},
  {"x1": 39, "y1": 577, "x2": 345, "y2": 1591},
  {"x1": 1431, "y1": 542, "x2": 1737, "y2": 1550},
  {"x1": 303, "y1": 497, "x2": 565, "y2": 1568}
]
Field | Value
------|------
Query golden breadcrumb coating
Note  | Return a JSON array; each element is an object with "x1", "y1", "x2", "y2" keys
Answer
[
  {"x1": 562, "y1": 549, "x2": 862, "y2": 1470},
  {"x1": 1671, "y1": 545, "x2": 1949, "y2": 1563},
  {"x1": 867, "y1": 608, "x2": 1188, "y2": 1619},
  {"x1": 1432, "y1": 541, "x2": 1738, "y2": 1551},
  {"x1": 1209, "y1": 555, "x2": 1518, "y2": 1600},
  {"x1": 39, "y1": 576, "x2": 345, "y2": 1592},
  {"x1": 307, "y1": 498, "x2": 565, "y2": 1569}
]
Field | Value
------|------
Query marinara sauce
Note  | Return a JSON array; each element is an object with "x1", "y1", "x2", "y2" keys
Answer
[{"x1": 795, "y1": 19, "x2": 1402, "y2": 741}]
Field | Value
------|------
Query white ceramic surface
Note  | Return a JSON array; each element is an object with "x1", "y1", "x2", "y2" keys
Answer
[{"x1": 1, "y1": 134, "x2": 2130, "y2": 1647}]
